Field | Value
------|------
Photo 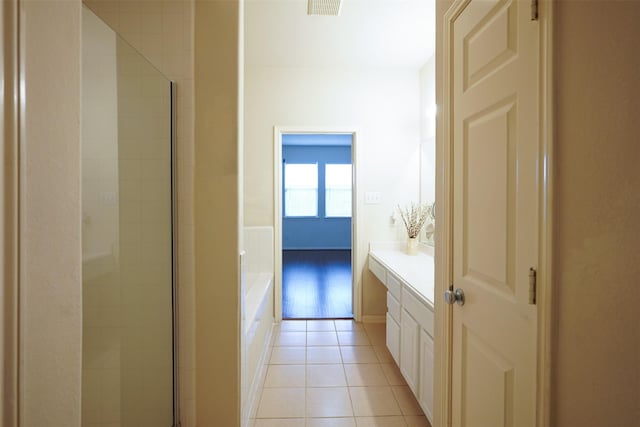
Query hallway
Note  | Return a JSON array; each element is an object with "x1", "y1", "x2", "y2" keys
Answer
[{"x1": 252, "y1": 320, "x2": 432, "y2": 427}]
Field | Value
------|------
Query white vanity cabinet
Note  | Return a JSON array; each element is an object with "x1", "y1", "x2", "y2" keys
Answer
[
  {"x1": 370, "y1": 256, "x2": 402, "y2": 365},
  {"x1": 368, "y1": 245, "x2": 435, "y2": 424}
]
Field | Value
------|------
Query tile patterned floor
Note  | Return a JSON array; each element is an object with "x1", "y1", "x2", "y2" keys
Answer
[{"x1": 251, "y1": 320, "x2": 432, "y2": 427}]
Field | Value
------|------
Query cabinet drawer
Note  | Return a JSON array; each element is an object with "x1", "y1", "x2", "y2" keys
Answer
[
  {"x1": 387, "y1": 292, "x2": 401, "y2": 323},
  {"x1": 369, "y1": 256, "x2": 386, "y2": 284},
  {"x1": 402, "y1": 287, "x2": 434, "y2": 338},
  {"x1": 386, "y1": 271, "x2": 402, "y2": 300}
]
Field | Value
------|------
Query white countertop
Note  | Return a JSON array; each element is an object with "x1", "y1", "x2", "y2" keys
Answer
[{"x1": 369, "y1": 241, "x2": 435, "y2": 308}]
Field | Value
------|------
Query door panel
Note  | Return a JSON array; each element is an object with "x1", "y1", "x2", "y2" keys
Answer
[
  {"x1": 460, "y1": 325, "x2": 515, "y2": 427},
  {"x1": 464, "y1": 98, "x2": 516, "y2": 295},
  {"x1": 419, "y1": 330, "x2": 434, "y2": 424},
  {"x1": 464, "y1": 0, "x2": 518, "y2": 91},
  {"x1": 449, "y1": 0, "x2": 539, "y2": 426},
  {"x1": 400, "y1": 309, "x2": 420, "y2": 394},
  {"x1": 386, "y1": 312, "x2": 401, "y2": 365}
]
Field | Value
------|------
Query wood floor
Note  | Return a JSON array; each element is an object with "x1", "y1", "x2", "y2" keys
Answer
[{"x1": 282, "y1": 250, "x2": 353, "y2": 319}]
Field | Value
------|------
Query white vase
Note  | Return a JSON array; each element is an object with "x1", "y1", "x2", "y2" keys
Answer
[{"x1": 406, "y1": 237, "x2": 419, "y2": 255}]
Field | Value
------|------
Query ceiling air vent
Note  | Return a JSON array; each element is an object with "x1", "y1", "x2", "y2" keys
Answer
[{"x1": 308, "y1": 0, "x2": 342, "y2": 16}]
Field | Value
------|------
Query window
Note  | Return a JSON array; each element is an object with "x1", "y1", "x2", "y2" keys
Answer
[
  {"x1": 325, "y1": 164, "x2": 352, "y2": 217},
  {"x1": 284, "y1": 163, "x2": 318, "y2": 217}
]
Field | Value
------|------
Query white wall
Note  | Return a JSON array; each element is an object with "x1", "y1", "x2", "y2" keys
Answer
[
  {"x1": 244, "y1": 66, "x2": 421, "y2": 317},
  {"x1": 419, "y1": 57, "x2": 436, "y2": 205},
  {"x1": 20, "y1": 0, "x2": 82, "y2": 425}
]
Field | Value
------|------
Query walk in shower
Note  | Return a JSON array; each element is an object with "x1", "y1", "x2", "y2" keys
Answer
[{"x1": 81, "y1": 7, "x2": 177, "y2": 426}]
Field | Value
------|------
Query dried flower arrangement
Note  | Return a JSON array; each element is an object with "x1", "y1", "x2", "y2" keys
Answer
[{"x1": 398, "y1": 202, "x2": 433, "y2": 239}]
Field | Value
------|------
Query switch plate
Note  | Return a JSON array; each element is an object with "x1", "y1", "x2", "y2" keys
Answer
[
  {"x1": 100, "y1": 191, "x2": 117, "y2": 206},
  {"x1": 365, "y1": 191, "x2": 381, "y2": 204}
]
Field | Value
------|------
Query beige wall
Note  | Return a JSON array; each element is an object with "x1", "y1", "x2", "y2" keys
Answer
[
  {"x1": 20, "y1": 0, "x2": 83, "y2": 426},
  {"x1": 244, "y1": 66, "x2": 422, "y2": 317},
  {"x1": 194, "y1": 0, "x2": 241, "y2": 425},
  {"x1": 552, "y1": 1, "x2": 640, "y2": 425},
  {"x1": 82, "y1": 1, "x2": 197, "y2": 424}
]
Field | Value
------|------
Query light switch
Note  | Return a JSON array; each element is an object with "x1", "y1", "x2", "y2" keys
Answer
[
  {"x1": 365, "y1": 191, "x2": 382, "y2": 204},
  {"x1": 100, "y1": 191, "x2": 117, "y2": 206}
]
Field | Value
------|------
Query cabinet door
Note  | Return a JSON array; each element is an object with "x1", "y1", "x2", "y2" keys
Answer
[
  {"x1": 386, "y1": 313, "x2": 400, "y2": 365},
  {"x1": 420, "y1": 330, "x2": 434, "y2": 424},
  {"x1": 400, "y1": 309, "x2": 420, "y2": 394}
]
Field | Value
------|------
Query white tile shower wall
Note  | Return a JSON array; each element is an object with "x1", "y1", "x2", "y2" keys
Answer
[
  {"x1": 244, "y1": 226, "x2": 274, "y2": 275},
  {"x1": 83, "y1": 1, "x2": 195, "y2": 425}
]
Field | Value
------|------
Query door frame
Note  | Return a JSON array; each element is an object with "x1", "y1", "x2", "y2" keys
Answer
[
  {"x1": 434, "y1": 0, "x2": 554, "y2": 426},
  {"x1": 1, "y1": 0, "x2": 20, "y2": 424},
  {"x1": 273, "y1": 126, "x2": 360, "y2": 322}
]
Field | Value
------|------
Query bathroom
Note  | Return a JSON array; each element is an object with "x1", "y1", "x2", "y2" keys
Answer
[
  {"x1": 77, "y1": 0, "x2": 436, "y2": 425},
  {"x1": 242, "y1": 1, "x2": 437, "y2": 425},
  {"x1": 9, "y1": 0, "x2": 638, "y2": 427}
]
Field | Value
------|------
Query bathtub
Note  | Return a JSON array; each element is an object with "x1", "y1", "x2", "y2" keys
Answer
[
  {"x1": 241, "y1": 227, "x2": 275, "y2": 426},
  {"x1": 244, "y1": 272, "x2": 273, "y2": 345}
]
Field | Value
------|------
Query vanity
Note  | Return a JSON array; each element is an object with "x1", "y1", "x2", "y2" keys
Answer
[{"x1": 368, "y1": 242, "x2": 435, "y2": 424}]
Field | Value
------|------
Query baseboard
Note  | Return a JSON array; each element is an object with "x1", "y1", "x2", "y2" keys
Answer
[
  {"x1": 243, "y1": 322, "x2": 275, "y2": 426},
  {"x1": 362, "y1": 315, "x2": 386, "y2": 324}
]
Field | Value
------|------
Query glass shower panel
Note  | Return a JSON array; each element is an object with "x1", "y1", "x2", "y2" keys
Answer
[{"x1": 82, "y1": 6, "x2": 174, "y2": 427}]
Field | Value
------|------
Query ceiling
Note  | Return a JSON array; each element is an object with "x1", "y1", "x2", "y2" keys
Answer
[{"x1": 245, "y1": 0, "x2": 436, "y2": 69}]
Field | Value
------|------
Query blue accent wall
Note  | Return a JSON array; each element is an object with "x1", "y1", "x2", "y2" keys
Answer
[{"x1": 283, "y1": 139, "x2": 352, "y2": 250}]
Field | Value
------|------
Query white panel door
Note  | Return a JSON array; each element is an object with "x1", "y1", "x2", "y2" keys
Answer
[{"x1": 449, "y1": 0, "x2": 540, "y2": 426}]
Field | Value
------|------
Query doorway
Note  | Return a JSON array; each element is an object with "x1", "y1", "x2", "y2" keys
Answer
[
  {"x1": 436, "y1": 0, "x2": 553, "y2": 425},
  {"x1": 274, "y1": 130, "x2": 357, "y2": 320}
]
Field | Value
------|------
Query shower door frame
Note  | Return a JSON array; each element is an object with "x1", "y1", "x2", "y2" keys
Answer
[
  {"x1": 1, "y1": 0, "x2": 20, "y2": 425},
  {"x1": 170, "y1": 81, "x2": 181, "y2": 427}
]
